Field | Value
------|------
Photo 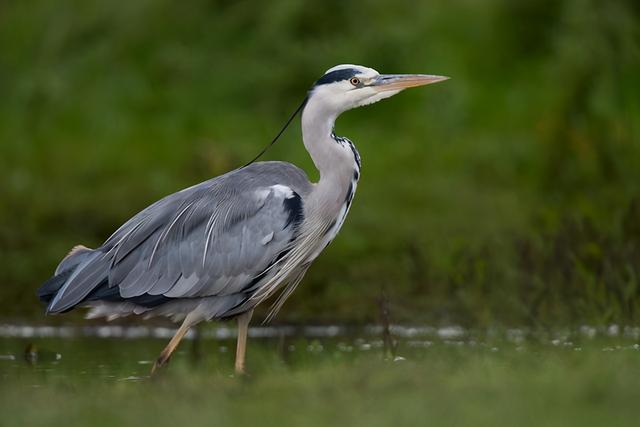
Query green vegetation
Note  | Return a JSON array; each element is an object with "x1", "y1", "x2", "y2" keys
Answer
[
  {"x1": 2, "y1": 335, "x2": 640, "y2": 426},
  {"x1": 1, "y1": 0, "x2": 639, "y2": 325}
]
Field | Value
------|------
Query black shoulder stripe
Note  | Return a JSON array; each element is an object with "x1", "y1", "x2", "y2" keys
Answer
[{"x1": 283, "y1": 192, "x2": 304, "y2": 230}]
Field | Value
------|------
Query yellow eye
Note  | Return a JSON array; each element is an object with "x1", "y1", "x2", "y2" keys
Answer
[{"x1": 349, "y1": 77, "x2": 360, "y2": 86}]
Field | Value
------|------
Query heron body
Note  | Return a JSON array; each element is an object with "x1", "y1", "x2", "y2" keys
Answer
[{"x1": 38, "y1": 64, "x2": 447, "y2": 374}]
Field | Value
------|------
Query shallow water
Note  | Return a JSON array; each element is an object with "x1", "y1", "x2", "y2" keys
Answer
[
  {"x1": 2, "y1": 323, "x2": 639, "y2": 383},
  {"x1": 3, "y1": 324, "x2": 640, "y2": 427}
]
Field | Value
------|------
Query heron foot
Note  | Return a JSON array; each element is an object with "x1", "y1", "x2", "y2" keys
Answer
[
  {"x1": 149, "y1": 313, "x2": 198, "y2": 376},
  {"x1": 234, "y1": 309, "x2": 253, "y2": 376},
  {"x1": 150, "y1": 352, "x2": 171, "y2": 376}
]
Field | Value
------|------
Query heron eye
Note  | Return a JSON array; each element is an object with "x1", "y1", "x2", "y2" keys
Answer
[{"x1": 349, "y1": 77, "x2": 360, "y2": 86}]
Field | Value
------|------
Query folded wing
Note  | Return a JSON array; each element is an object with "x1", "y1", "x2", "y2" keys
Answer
[{"x1": 44, "y1": 162, "x2": 309, "y2": 314}]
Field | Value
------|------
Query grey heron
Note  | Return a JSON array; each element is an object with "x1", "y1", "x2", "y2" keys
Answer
[{"x1": 37, "y1": 64, "x2": 448, "y2": 374}]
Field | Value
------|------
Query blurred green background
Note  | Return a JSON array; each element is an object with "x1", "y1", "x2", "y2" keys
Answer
[{"x1": 1, "y1": 0, "x2": 639, "y2": 326}]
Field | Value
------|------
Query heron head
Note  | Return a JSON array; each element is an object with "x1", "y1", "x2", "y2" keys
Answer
[{"x1": 309, "y1": 64, "x2": 448, "y2": 114}]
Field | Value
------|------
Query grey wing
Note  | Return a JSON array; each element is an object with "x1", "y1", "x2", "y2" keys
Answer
[{"x1": 46, "y1": 162, "x2": 309, "y2": 314}]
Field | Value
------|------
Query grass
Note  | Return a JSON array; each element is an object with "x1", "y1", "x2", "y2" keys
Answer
[
  {"x1": 2, "y1": 2, "x2": 638, "y2": 422},
  {"x1": 1, "y1": 335, "x2": 640, "y2": 426}
]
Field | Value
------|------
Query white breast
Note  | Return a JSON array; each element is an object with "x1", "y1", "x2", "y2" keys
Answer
[{"x1": 307, "y1": 176, "x2": 358, "y2": 261}]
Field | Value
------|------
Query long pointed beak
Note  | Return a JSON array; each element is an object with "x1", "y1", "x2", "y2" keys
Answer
[{"x1": 371, "y1": 74, "x2": 449, "y2": 92}]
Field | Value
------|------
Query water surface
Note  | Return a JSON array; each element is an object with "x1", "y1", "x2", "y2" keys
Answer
[{"x1": 2, "y1": 323, "x2": 639, "y2": 383}]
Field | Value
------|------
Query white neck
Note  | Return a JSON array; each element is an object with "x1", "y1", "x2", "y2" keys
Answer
[{"x1": 301, "y1": 95, "x2": 359, "y2": 213}]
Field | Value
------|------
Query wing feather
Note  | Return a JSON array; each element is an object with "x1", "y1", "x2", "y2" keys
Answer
[{"x1": 46, "y1": 161, "x2": 310, "y2": 314}]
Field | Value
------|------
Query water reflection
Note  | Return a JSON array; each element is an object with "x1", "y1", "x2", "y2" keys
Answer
[
  {"x1": 3, "y1": 323, "x2": 640, "y2": 341},
  {"x1": 2, "y1": 323, "x2": 640, "y2": 385}
]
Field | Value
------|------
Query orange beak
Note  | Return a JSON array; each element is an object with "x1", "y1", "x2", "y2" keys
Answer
[{"x1": 371, "y1": 74, "x2": 449, "y2": 92}]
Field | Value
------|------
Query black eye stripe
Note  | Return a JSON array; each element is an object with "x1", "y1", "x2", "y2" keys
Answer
[{"x1": 314, "y1": 68, "x2": 359, "y2": 86}]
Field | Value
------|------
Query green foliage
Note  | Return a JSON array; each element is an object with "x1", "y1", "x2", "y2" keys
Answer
[
  {"x1": 0, "y1": 0, "x2": 639, "y2": 325},
  {"x1": 2, "y1": 336, "x2": 640, "y2": 426}
]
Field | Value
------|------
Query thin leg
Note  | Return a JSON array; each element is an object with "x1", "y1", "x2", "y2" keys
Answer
[
  {"x1": 234, "y1": 309, "x2": 254, "y2": 375},
  {"x1": 151, "y1": 313, "x2": 198, "y2": 376}
]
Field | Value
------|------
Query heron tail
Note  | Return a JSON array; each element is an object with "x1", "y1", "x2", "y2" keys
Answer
[
  {"x1": 37, "y1": 270, "x2": 73, "y2": 305},
  {"x1": 37, "y1": 245, "x2": 98, "y2": 312}
]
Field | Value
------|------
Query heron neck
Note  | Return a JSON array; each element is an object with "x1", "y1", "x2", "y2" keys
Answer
[{"x1": 301, "y1": 99, "x2": 357, "y2": 195}]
